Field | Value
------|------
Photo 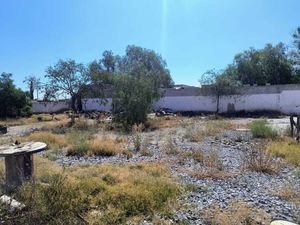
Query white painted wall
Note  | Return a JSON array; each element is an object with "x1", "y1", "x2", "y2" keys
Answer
[
  {"x1": 279, "y1": 90, "x2": 300, "y2": 115},
  {"x1": 32, "y1": 101, "x2": 70, "y2": 113},
  {"x1": 82, "y1": 98, "x2": 112, "y2": 112},
  {"x1": 32, "y1": 89, "x2": 300, "y2": 115},
  {"x1": 218, "y1": 94, "x2": 280, "y2": 113},
  {"x1": 153, "y1": 96, "x2": 217, "y2": 112}
]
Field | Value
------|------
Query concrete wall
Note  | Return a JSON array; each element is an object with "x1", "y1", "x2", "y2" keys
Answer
[
  {"x1": 82, "y1": 98, "x2": 112, "y2": 112},
  {"x1": 32, "y1": 85, "x2": 300, "y2": 115},
  {"x1": 153, "y1": 96, "x2": 217, "y2": 112},
  {"x1": 32, "y1": 101, "x2": 70, "y2": 113}
]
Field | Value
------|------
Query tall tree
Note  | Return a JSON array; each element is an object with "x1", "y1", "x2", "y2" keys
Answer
[
  {"x1": 23, "y1": 75, "x2": 41, "y2": 100},
  {"x1": 101, "y1": 50, "x2": 116, "y2": 73},
  {"x1": 229, "y1": 43, "x2": 294, "y2": 85},
  {"x1": 0, "y1": 73, "x2": 31, "y2": 117},
  {"x1": 45, "y1": 59, "x2": 87, "y2": 111},
  {"x1": 120, "y1": 45, "x2": 174, "y2": 88},
  {"x1": 290, "y1": 26, "x2": 300, "y2": 82}
]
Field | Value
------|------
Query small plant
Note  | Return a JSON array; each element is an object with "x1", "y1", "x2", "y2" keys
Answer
[
  {"x1": 66, "y1": 130, "x2": 93, "y2": 156},
  {"x1": 250, "y1": 119, "x2": 278, "y2": 139},
  {"x1": 88, "y1": 137, "x2": 125, "y2": 156},
  {"x1": 132, "y1": 124, "x2": 144, "y2": 151},
  {"x1": 242, "y1": 143, "x2": 280, "y2": 174},
  {"x1": 203, "y1": 201, "x2": 271, "y2": 225},
  {"x1": 182, "y1": 151, "x2": 204, "y2": 163},
  {"x1": 163, "y1": 136, "x2": 179, "y2": 155},
  {"x1": 275, "y1": 185, "x2": 300, "y2": 205}
]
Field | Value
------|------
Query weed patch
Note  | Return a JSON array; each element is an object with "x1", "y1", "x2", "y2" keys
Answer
[
  {"x1": 0, "y1": 157, "x2": 180, "y2": 225},
  {"x1": 267, "y1": 139, "x2": 300, "y2": 165},
  {"x1": 185, "y1": 120, "x2": 232, "y2": 142},
  {"x1": 203, "y1": 201, "x2": 271, "y2": 225},
  {"x1": 250, "y1": 120, "x2": 278, "y2": 139}
]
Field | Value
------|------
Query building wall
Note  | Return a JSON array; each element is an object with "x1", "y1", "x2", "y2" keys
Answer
[
  {"x1": 153, "y1": 96, "x2": 217, "y2": 112},
  {"x1": 82, "y1": 98, "x2": 112, "y2": 111},
  {"x1": 32, "y1": 101, "x2": 70, "y2": 113},
  {"x1": 32, "y1": 85, "x2": 300, "y2": 115}
]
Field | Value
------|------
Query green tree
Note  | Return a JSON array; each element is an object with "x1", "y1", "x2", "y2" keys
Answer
[
  {"x1": 199, "y1": 70, "x2": 238, "y2": 113},
  {"x1": 120, "y1": 45, "x2": 174, "y2": 88},
  {"x1": 112, "y1": 72, "x2": 160, "y2": 129},
  {"x1": 45, "y1": 59, "x2": 87, "y2": 111},
  {"x1": 0, "y1": 73, "x2": 31, "y2": 118},
  {"x1": 230, "y1": 43, "x2": 294, "y2": 85},
  {"x1": 23, "y1": 75, "x2": 41, "y2": 100},
  {"x1": 290, "y1": 26, "x2": 300, "y2": 82}
]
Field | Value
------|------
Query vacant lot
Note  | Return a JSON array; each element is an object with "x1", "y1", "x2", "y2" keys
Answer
[{"x1": 0, "y1": 114, "x2": 299, "y2": 225}]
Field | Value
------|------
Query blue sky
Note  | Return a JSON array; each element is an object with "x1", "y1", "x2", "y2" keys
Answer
[{"x1": 0, "y1": 0, "x2": 299, "y2": 90}]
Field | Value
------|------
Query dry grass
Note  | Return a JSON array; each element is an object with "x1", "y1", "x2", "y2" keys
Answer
[
  {"x1": 185, "y1": 120, "x2": 232, "y2": 142},
  {"x1": 88, "y1": 137, "x2": 126, "y2": 156},
  {"x1": 185, "y1": 151, "x2": 234, "y2": 180},
  {"x1": 203, "y1": 201, "x2": 271, "y2": 225},
  {"x1": 242, "y1": 142, "x2": 281, "y2": 174},
  {"x1": 0, "y1": 113, "x2": 68, "y2": 127},
  {"x1": 267, "y1": 138, "x2": 300, "y2": 165},
  {"x1": 163, "y1": 136, "x2": 180, "y2": 155},
  {"x1": 147, "y1": 116, "x2": 187, "y2": 130},
  {"x1": 24, "y1": 131, "x2": 67, "y2": 150},
  {"x1": 0, "y1": 156, "x2": 180, "y2": 225},
  {"x1": 274, "y1": 185, "x2": 300, "y2": 205},
  {"x1": 181, "y1": 151, "x2": 205, "y2": 163}
]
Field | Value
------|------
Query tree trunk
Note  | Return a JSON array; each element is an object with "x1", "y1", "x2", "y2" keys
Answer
[
  {"x1": 71, "y1": 95, "x2": 76, "y2": 111},
  {"x1": 76, "y1": 93, "x2": 82, "y2": 112},
  {"x1": 216, "y1": 93, "x2": 220, "y2": 114}
]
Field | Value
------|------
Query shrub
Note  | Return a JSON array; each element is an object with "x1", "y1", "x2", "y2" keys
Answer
[
  {"x1": 203, "y1": 201, "x2": 271, "y2": 225},
  {"x1": 182, "y1": 151, "x2": 204, "y2": 163},
  {"x1": 250, "y1": 120, "x2": 278, "y2": 139},
  {"x1": 267, "y1": 139, "x2": 300, "y2": 165},
  {"x1": 132, "y1": 124, "x2": 143, "y2": 151},
  {"x1": 88, "y1": 137, "x2": 125, "y2": 156},
  {"x1": 163, "y1": 136, "x2": 179, "y2": 155},
  {"x1": 242, "y1": 143, "x2": 280, "y2": 174},
  {"x1": 66, "y1": 130, "x2": 93, "y2": 156}
]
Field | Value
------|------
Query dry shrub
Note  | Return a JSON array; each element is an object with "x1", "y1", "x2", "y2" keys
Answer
[
  {"x1": 88, "y1": 137, "x2": 126, "y2": 156},
  {"x1": 132, "y1": 124, "x2": 144, "y2": 151},
  {"x1": 275, "y1": 185, "x2": 300, "y2": 205},
  {"x1": 185, "y1": 120, "x2": 232, "y2": 142},
  {"x1": 163, "y1": 136, "x2": 179, "y2": 155},
  {"x1": 242, "y1": 143, "x2": 280, "y2": 174},
  {"x1": 203, "y1": 201, "x2": 271, "y2": 225},
  {"x1": 190, "y1": 151, "x2": 234, "y2": 180},
  {"x1": 267, "y1": 138, "x2": 300, "y2": 165},
  {"x1": 24, "y1": 131, "x2": 67, "y2": 150},
  {"x1": 147, "y1": 116, "x2": 185, "y2": 130},
  {"x1": 181, "y1": 151, "x2": 204, "y2": 163}
]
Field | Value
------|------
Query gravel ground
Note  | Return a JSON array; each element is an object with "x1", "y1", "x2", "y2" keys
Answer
[{"x1": 1, "y1": 117, "x2": 300, "y2": 224}]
